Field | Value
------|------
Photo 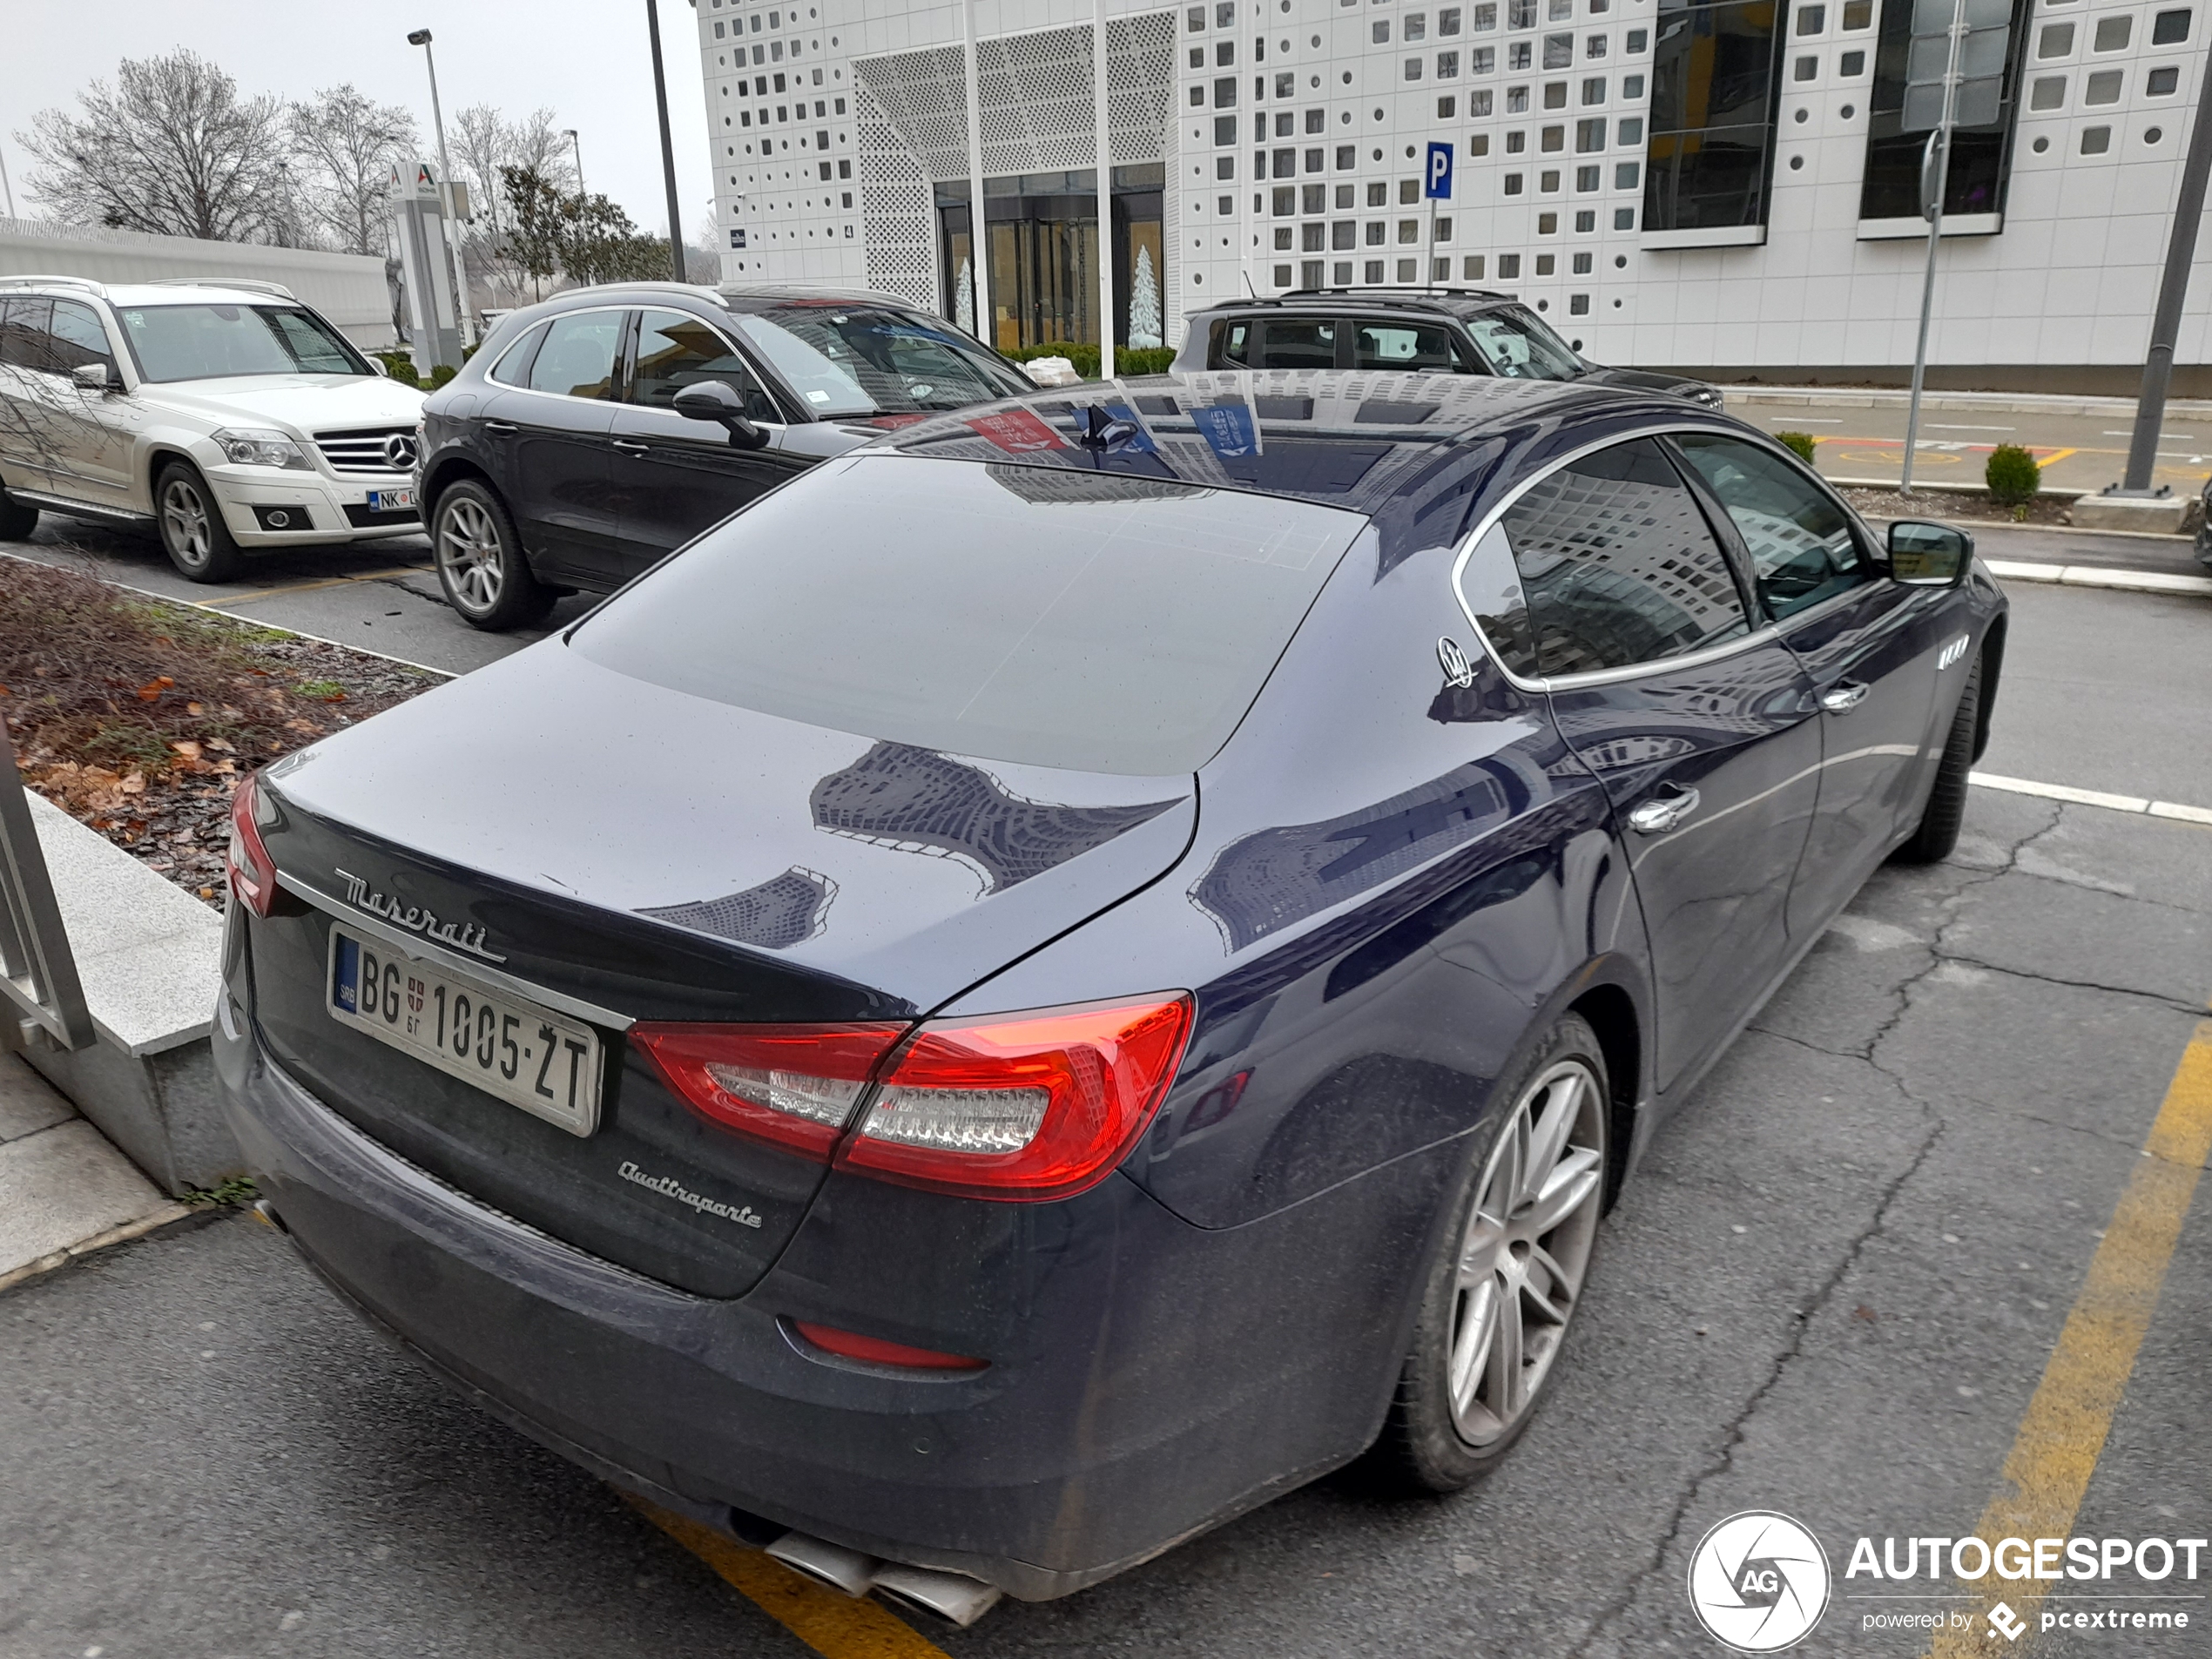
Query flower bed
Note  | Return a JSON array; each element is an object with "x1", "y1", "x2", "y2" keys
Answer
[{"x1": 2, "y1": 562, "x2": 438, "y2": 906}]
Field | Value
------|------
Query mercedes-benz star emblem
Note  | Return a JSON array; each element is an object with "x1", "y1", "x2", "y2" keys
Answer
[
  {"x1": 383, "y1": 433, "x2": 419, "y2": 469},
  {"x1": 1686, "y1": 1511, "x2": 1831, "y2": 1653}
]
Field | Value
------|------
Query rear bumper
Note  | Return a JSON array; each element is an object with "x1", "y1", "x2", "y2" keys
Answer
[{"x1": 215, "y1": 1007, "x2": 1436, "y2": 1600}]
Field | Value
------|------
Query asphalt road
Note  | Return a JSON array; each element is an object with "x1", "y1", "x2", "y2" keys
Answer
[
  {"x1": 1724, "y1": 395, "x2": 2212, "y2": 500},
  {"x1": 3, "y1": 516, "x2": 2209, "y2": 1659}
]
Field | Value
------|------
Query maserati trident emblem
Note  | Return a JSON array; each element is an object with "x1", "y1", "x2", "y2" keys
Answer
[
  {"x1": 1437, "y1": 636, "x2": 1477, "y2": 689},
  {"x1": 334, "y1": 869, "x2": 505, "y2": 962},
  {"x1": 383, "y1": 432, "x2": 419, "y2": 469}
]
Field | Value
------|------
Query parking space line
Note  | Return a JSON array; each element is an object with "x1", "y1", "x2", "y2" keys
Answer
[
  {"x1": 201, "y1": 564, "x2": 432, "y2": 606},
  {"x1": 624, "y1": 1494, "x2": 954, "y2": 1658},
  {"x1": 1924, "y1": 1023, "x2": 2212, "y2": 1656},
  {"x1": 1971, "y1": 772, "x2": 2212, "y2": 827}
]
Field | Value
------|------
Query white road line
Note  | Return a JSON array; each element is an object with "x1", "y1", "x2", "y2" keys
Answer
[
  {"x1": 1972, "y1": 772, "x2": 2212, "y2": 826},
  {"x1": 1925, "y1": 423, "x2": 2017, "y2": 432},
  {"x1": 1983, "y1": 558, "x2": 2212, "y2": 597}
]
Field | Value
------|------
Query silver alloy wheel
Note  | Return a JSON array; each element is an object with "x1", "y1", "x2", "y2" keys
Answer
[
  {"x1": 436, "y1": 496, "x2": 505, "y2": 614},
  {"x1": 160, "y1": 476, "x2": 212, "y2": 569},
  {"x1": 1447, "y1": 1057, "x2": 1606, "y2": 1447}
]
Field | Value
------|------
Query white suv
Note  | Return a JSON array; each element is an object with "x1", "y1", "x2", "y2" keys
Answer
[{"x1": 0, "y1": 276, "x2": 428, "y2": 581}]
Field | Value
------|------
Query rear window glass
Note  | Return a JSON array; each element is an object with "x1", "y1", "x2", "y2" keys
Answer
[{"x1": 571, "y1": 455, "x2": 1366, "y2": 775}]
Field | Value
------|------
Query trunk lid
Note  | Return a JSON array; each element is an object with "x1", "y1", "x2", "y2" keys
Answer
[{"x1": 244, "y1": 643, "x2": 1194, "y2": 1296}]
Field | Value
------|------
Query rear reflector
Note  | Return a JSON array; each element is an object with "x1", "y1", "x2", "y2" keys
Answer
[
  {"x1": 226, "y1": 772, "x2": 279, "y2": 918},
  {"x1": 790, "y1": 1320, "x2": 984, "y2": 1372},
  {"x1": 838, "y1": 995, "x2": 1193, "y2": 1202},
  {"x1": 630, "y1": 1022, "x2": 907, "y2": 1158}
]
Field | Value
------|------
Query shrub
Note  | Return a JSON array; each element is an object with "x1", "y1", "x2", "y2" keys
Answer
[
  {"x1": 1986, "y1": 442, "x2": 2040, "y2": 506},
  {"x1": 1003, "y1": 342, "x2": 1178, "y2": 381},
  {"x1": 374, "y1": 352, "x2": 421, "y2": 388},
  {"x1": 1775, "y1": 430, "x2": 1819, "y2": 465},
  {"x1": 428, "y1": 363, "x2": 458, "y2": 388},
  {"x1": 1116, "y1": 347, "x2": 1177, "y2": 377}
]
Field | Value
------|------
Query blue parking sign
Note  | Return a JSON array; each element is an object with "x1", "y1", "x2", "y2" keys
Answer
[{"x1": 1426, "y1": 141, "x2": 1453, "y2": 200}]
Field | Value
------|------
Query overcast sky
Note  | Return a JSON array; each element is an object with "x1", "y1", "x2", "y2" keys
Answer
[{"x1": 3, "y1": 0, "x2": 715, "y2": 242}]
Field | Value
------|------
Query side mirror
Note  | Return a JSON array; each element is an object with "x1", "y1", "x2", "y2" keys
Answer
[
  {"x1": 71, "y1": 361, "x2": 112, "y2": 392},
  {"x1": 1887, "y1": 519, "x2": 1973, "y2": 586},
  {"x1": 370, "y1": 357, "x2": 391, "y2": 378},
  {"x1": 672, "y1": 380, "x2": 768, "y2": 450}
]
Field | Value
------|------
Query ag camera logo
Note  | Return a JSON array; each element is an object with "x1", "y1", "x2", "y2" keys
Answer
[{"x1": 1687, "y1": 1511, "x2": 1832, "y2": 1652}]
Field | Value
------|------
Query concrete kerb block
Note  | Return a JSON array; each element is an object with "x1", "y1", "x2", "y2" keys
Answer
[
  {"x1": 13, "y1": 790, "x2": 238, "y2": 1197},
  {"x1": 2070, "y1": 493, "x2": 2192, "y2": 536}
]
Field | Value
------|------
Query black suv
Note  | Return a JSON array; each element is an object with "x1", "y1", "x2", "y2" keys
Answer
[
  {"x1": 1171, "y1": 289, "x2": 1723, "y2": 409},
  {"x1": 415, "y1": 281, "x2": 1035, "y2": 630}
]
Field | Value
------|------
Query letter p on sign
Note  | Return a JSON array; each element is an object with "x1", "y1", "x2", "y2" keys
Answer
[{"x1": 1426, "y1": 141, "x2": 1454, "y2": 199}]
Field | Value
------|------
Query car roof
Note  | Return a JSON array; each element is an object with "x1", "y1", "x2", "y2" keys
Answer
[
  {"x1": 1188, "y1": 289, "x2": 1527, "y2": 321},
  {"x1": 877, "y1": 368, "x2": 1669, "y2": 519},
  {"x1": 0, "y1": 276, "x2": 307, "y2": 308},
  {"x1": 526, "y1": 280, "x2": 933, "y2": 317}
]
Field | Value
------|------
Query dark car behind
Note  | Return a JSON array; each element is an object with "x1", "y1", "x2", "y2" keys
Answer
[{"x1": 413, "y1": 282, "x2": 1036, "y2": 630}]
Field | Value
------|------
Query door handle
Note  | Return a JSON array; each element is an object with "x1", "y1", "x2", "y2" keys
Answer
[
  {"x1": 611, "y1": 438, "x2": 650, "y2": 455},
  {"x1": 483, "y1": 420, "x2": 518, "y2": 435},
  {"x1": 1819, "y1": 681, "x2": 1871, "y2": 713},
  {"x1": 1628, "y1": 786, "x2": 1701, "y2": 836}
]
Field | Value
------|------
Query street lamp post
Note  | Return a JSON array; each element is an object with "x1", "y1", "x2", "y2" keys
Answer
[
  {"x1": 565, "y1": 129, "x2": 587, "y2": 199},
  {"x1": 645, "y1": 0, "x2": 691, "y2": 285},
  {"x1": 407, "y1": 29, "x2": 476, "y2": 350}
]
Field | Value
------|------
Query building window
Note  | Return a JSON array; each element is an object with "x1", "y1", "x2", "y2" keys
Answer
[
  {"x1": 1275, "y1": 111, "x2": 1296, "y2": 136},
  {"x1": 1858, "y1": 0, "x2": 2027, "y2": 221},
  {"x1": 1397, "y1": 258, "x2": 1419, "y2": 280},
  {"x1": 1842, "y1": 0, "x2": 1871, "y2": 24},
  {"x1": 1274, "y1": 264, "x2": 1293, "y2": 287},
  {"x1": 1365, "y1": 259, "x2": 1386, "y2": 281},
  {"x1": 1218, "y1": 156, "x2": 1238, "y2": 179},
  {"x1": 1464, "y1": 253, "x2": 1487, "y2": 278},
  {"x1": 1474, "y1": 2, "x2": 1498, "y2": 28},
  {"x1": 1375, "y1": 20, "x2": 1393, "y2": 42},
  {"x1": 1577, "y1": 165, "x2": 1602, "y2": 189},
  {"x1": 1542, "y1": 124, "x2": 1567, "y2": 150},
  {"x1": 1615, "y1": 206, "x2": 1635, "y2": 227},
  {"x1": 1409, "y1": 12, "x2": 1430, "y2": 39},
  {"x1": 2093, "y1": 14, "x2": 2130, "y2": 50},
  {"x1": 1275, "y1": 147, "x2": 1298, "y2": 176},
  {"x1": 1368, "y1": 180, "x2": 1390, "y2": 206},
  {"x1": 1498, "y1": 253, "x2": 1521, "y2": 276},
  {"x1": 1338, "y1": 145, "x2": 1359, "y2": 167},
  {"x1": 1401, "y1": 177, "x2": 1423, "y2": 202},
  {"x1": 1573, "y1": 250, "x2": 1594, "y2": 271},
  {"x1": 1626, "y1": 27, "x2": 1648, "y2": 51},
  {"x1": 1587, "y1": 33, "x2": 1608, "y2": 57},
  {"x1": 1332, "y1": 220, "x2": 1359, "y2": 247},
  {"x1": 1797, "y1": 3, "x2": 1826, "y2": 32},
  {"x1": 1510, "y1": 40, "x2": 1534, "y2": 68},
  {"x1": 2148, "y1": 64, "x2": 2181, "y2": 94},
  {"x1": 1505, "y1": 172, "x2": 1526, "y2": 193},
  {"x1": 1440, "y1": 50, "x2": 1462, "y2": 76},
  {"x1": 1470, "y1": 132, "x2": 1493, "y2": 153},
  {"x1": 1615, "y1": 159, "x2": 1641, "y2": 187},
  {"x1": 1366, "y1": 219, "x2": 1387, "y2": 242},
  {"x1": 2080, "y1": 124, "x2": 2112, "y2": 153},
  {"x1": 2029, "y1": 73, "x2": 2067, "y2": 109},
  {"x1": 1839, "y1": 50, "x2": 1865, "y2": 74},
  {"x1": 1304, "y1": 181, "x2": 1328, "y2": 211},
  {"x1": 2038, "y1": 21, "x2": 2074, "y2": 56},
  {"x1": 1473, "y1": 89, "x2": 1495, "y2": 113},
  {"x1": 1617, "y1": 116, "x2": 1644, "y2": 144},
  {"x1": 1569, "y1": 293, "x2": 1590, "y2": 314},
  {"x1": 1306, "y1": 107, "x2": 1327, "y2": 132},
  {"x1": 1508, "y1": 84, "x2": 1531, "y2": 111},
  {"x1": 1398, "y1": 218, "x2": 1421, "y2": 241},
  {"x1": 1407, "y1": 56, "x2": 1426, "y2": 78},
  {"x1": 1534, "y1": 252, "x2": 1555, "y2": 272},
  {"x1": 1273, "y1": 185, "x2": 1297, "y2": 213},
  {"x1": 1510, "y1": 0, "x2": 1537, "y2": 27},
  {"x1": 2153, "y1": 8, "x2": 2192, "y2": 43},
  {"x1": 1443, "y1": 6, "x2": 1466, "y2": 33},
  {"x1": 1303, "y1": 222, "x2": 1326, "y2": 250},
  {"x1": 1306, "y1": 147, "x2": 1325, "y2": 171},
  {"x1": 1544, "y1": 80, "x2": 1569, "y2": 107},
  {"x1": 1545, "y1": 32, "x2": 1575, "y2": 66},
  {"x1": 1646, "y1": 0, "x2": 1783, "y2": 233},
  {"x1": 1215, "y1": 115, "x2": 1238, "y2": 145},
  {"x1": 2082, "y1": 69, "x2": 2123, "y2": 104},
  {"x1": 1577, "y1": 118, "x2": 1606, "y2": 149},
  {"x1": 1474, "y1": 46, "x2": 1496, "y2": 71},
  {"x1": 1583, "y1": 75, "x2": 1607, "y2": 103}
]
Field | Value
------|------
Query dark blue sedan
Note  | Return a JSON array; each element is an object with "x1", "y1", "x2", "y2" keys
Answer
[{"x1": 215, "y1": 370, "x2": 2005, "y2": 1625}]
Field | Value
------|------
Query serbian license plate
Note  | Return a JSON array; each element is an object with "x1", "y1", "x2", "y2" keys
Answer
[
  {"x1": 367, "y1": 488, "x2": 415, "y2": 514},
  {"x1": 328, "y1": 928, "x2": 601, "y2": 1136}
]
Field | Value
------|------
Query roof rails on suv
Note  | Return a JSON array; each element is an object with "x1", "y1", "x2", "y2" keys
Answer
[
  {"x1": 0, "y1": 273, "x2": 109, "y2": 298},
  {"x1": 145, "y1": 277, "x2": 297, "y2": 300}
]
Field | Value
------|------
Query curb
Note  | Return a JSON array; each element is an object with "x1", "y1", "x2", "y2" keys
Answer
[
  {"x1": 1723, "y1": 387, "x2": 2212, "y2": 420},
  {"x1": 0, "y1": 1199, "x2": 197, "y2": 1296},
  {"x1": 1982, "y1": 558, "x2": 2212, "y2": 597}
]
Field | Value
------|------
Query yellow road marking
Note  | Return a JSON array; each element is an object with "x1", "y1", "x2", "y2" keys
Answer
[
  {"x1": 624, "y1": 1494, "x2": 955, "y2": 1658},
  {"x1": 199, "y1": 565, "x2": 430, "y2": 607},
  {"x1": 2035, "y1": 446, "x2": 2078, "y2": 467},
  {"x1": 1925, "y1": 1022, "x2": 2212, "y2": 1656}
]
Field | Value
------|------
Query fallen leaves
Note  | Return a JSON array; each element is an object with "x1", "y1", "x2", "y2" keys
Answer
[{"x1": 136, "y1": 675, "x2": 175, "y2": 702}]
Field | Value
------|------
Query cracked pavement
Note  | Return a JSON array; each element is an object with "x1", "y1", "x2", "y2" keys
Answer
[{"x1": 3, "y1": 575, "x2": 2208, "y2": 1656}]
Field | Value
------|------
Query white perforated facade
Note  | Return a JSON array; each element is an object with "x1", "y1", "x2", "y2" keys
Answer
[{"x1": 696, "y1": 0, "x2": 2212, "y2": 386}]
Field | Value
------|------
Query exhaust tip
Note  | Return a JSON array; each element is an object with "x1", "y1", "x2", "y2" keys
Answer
[
  {"x1": 765, "y1": 1531, "x2": 880, "y2": 1599},
  {"x1": 869, "y1": 1562, "x2": 1004, "y2": 1628}
]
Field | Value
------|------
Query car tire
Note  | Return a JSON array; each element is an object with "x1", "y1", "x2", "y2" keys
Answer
[
  {"x1": 0, "y1": 479, "x2": 37, "y2": 542},
  {"x1": 1892, "y1": 651, "x2": 1981, "y2": 867},
  {"x1": 1363, "y1": 1011, "x2": 1612, "y2": 1495},
  {"x1": 154, "y1": 461, "x2": 247, "y2": 583},
  {"x1": 431, "y1": 480, "x2": 554, "y2": 631}
]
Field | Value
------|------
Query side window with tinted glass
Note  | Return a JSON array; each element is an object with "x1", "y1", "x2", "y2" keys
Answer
[
  {"x1": 488, "y1": 321, "x2": 549, "y2": 387},
  {"x1": 1353, "y1": 320, "x2": 1459, "y2": 370},
  {"x1": 47, "y1": 301, "x2": 117, "y2": 379},
  {"x1": 1215, "y1": 319, "x2": 1253, "y2": 367},
  {"x1": 1257, "y1": 319, "x2": 1339, "y2": 369},
  {"x1": 0, "y1": 297, "x2": 56, "y2": 373},
  {"x1": 526, "y1": 311, "x2": 622, "y2": 400},
  {"x1": 1672, "y1": 434, "x2": 1871, "y2": 619},
  {"x1": 1499, "y1": 438, "x2": 1752, "y2": 676},
  {"x1": 629, "y1": 307, "x2": 777, "y2": 421}
]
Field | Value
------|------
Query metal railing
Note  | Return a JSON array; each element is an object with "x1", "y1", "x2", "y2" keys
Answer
[{"x1": 0, "y1": 716, "x2": 92, "y2": 1051}]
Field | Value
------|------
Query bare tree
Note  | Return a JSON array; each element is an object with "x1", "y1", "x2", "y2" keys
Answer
[
  {"x1": 17, "y1": 51, "x2": 289, "y2": 241},
  {"x1": 452, "y1": 106, "x2": 576, "y2": 306},
  {"x1": 289, "y1": 84, "x2": 418, "y2": 256}
]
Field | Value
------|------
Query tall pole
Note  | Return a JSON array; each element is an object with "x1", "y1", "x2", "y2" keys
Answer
[
  {"x1": 2120, "y1": 44, "x2": 2212, "y2": 492},
  {"x1": 1899, "y1": 5, "x2": 1966, "y2": 496},
  {"x1": 646, "y1": 0, "x2": 690, "y2": 285},
  {"x1": 1093, "y1": 0, "x2": 1115, "y2": 378},
  {"x1": 0, "y1": 141, "x2": 17, "y2": 219},
  {"x1": 566, "y1": 130, "x2": 587, "y2": 199},
  {"x1": 410, "y1": 30, "x2": 476, "y2": 349},
  {"x1": 961, "y1": 0, "x2": 993, "y2": 348}
]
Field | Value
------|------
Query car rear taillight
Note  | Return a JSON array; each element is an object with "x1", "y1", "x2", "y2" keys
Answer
[
  {"x1": 629, "y1": 1022, "x2": 907, "y2": 1158},
  {"x1": 226, "y1": 772, "x2": 278, "y2": 917},
  {"x1": 838, "y1": 995, "x2": 1193, "y2": 1202}
]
